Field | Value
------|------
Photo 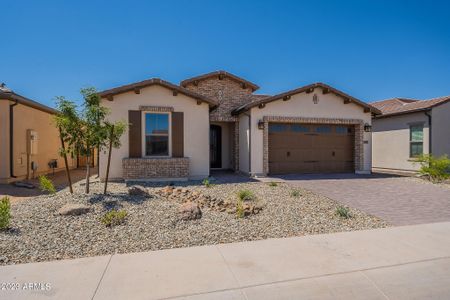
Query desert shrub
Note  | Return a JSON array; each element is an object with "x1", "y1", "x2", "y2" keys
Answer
[
  {"x1": 269, "y1": 182, "x2": 278, "y2": 187},
  {"x1": 101, "y1": 209, "x2": 128, "y2": 227},
  {"x1": 39, "y1": 175, "x2": 56, "y2": 194},
  {"x1": 336, "y1": 206, "x2": 351, "y2": 219},
  {"x1": 238, "y1": 189, "x2": 255, "y2": 201},
  {"x1": 202, "y1": 178, "x2": 212, "y2": 188},
  {"x1": 290, "y1": 190, "x2": 301, "y2": 197},
  {"x1": 0, "y1": 197, "x2": 11, "y2": 230},
  {"x1": 415, "y1": 154, "x2": 450, "y2": 183},
  {"x1": 236, "y1": 198, "x2": 245, "y2": 218}
]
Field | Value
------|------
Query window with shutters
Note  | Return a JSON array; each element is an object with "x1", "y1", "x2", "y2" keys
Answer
[{"x1": 144, "y1": 112, "x2": 170, "y2": 156}]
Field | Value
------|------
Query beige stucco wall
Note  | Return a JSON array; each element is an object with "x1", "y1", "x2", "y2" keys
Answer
[
  {"x1": 0, "y1": 100, "x2": 10, "y2": 180},
  {"x1": 238, "y1": 114, "x2": 250, "y2": 173},
  {"x1": 372, "y1": 112, "x2": 430, "y2": 172},
  {"x1": 249, "y1": 89, "x2": 372, "y2": 175},
  {"x1": 0, "y1": 101, "x2": 76, "y2": 181},
  {"x1": 99, "y1": 85, "x2": 210, "y2": 180},
  {"x1": 210, "y1": 122, "x2": 232, "y2": 169},
  {"x1": 431, "y1": 101, "x2": 450, "y2": 157}
]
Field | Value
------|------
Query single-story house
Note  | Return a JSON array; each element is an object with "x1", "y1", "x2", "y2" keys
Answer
[
  {"x1": 371, "y1": 96, "x2": 450, "y2": 174},
  {"x1": 98, "y1": 71, "x2": 380, "y2": 181},
  {"x1": 0, "y1": 84, "x2": 77, "y2": 183}
]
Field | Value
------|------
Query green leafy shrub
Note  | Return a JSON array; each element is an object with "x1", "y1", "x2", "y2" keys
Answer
[
  {"x1": 336, "y1": 206, "x2": 351, "y2": 219},
  {"x1": 236, "y1": 198, "x2": 245, "y2": 218},
  {"x1": 39, "y1": 175, "x2": 56, "y2": 194},
  {"x1": 238, "y1": 189, "x2": 255, "y2": 201},
  {"x1": 101, "y1": 209, "x2": 128, "y2": 227},
  {"x1": 415, "y1": 154, "x2": 450, "y2": 183},
  {"x1": 202, "y1": 178, "x2": 212, "y2": 188},
  {"x1": 269, "y1": 182, "x2": 278, "y2": 187},
  {"x1": 290, "y1": 190, "x2": 301, "y2": 197},
  {"x1": 0, "y1": 197, "x2": 11, "y2": 230}
]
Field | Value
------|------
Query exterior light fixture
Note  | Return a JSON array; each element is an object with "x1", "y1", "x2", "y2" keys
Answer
[
  {"x1": 364, "y1": 123, "x2": 372, "y2": 132},
  {"x1": 258, "y1": 120, "x2": 265, "y2": 130}
]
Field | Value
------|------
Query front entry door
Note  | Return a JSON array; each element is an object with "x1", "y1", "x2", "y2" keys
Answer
[{"x1": 210, "y1": 125, "x2": 222, "y2": 168}]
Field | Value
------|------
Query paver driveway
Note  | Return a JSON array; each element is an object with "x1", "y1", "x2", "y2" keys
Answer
[{"x1": 268, "y1": 174, "x2": 450, "y2": 226}]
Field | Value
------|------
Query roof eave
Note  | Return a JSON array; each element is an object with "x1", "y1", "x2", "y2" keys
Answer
[{"x1": 0, "y1": 92, "x2": 58, "y2": 114}]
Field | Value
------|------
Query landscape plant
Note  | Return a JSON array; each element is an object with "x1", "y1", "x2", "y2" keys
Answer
[
  {"x1": 55, "y1": 87, "x2": 125, "y2": 194},
  {"x1": 415, "y1": 154, "x2": 450, "y2": 183},
  {"x1": 236, "y1": 198, "x2": 245, "y2": 218},
  {"x1": 0, "y1": 196, "x2": 11, "y2": 230},
  {"x1": 336, "y1": 206, "x2": 351, "y2": 219},
  {"x1": 38, "y1": 175, "x2": 56, "y2": 194},
  {"x1": 238, "y1": 189, "x2": 255, "y2": 201},
  {"x1": 101, "y1": 209, "x2": 128, "y2": 227},
  {"x1": 202, "y1": 178, "x2": 212, "y2": 188},
  {"x1": 290, "y1": 189, "x2": 301, "y2": 197},
  {"x1": 269, "y1": 182, "x2": 278, "y2": 187}
]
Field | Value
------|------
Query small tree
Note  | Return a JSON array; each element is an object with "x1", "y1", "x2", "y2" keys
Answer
[
  {"x1": 103, "y1": 122, "x2": 126, "y2": 194},
  {"x1": 55, "y1": 87, "x2": 123, "y2": 194},
  {"x1": 415, "y1": 154, "x2": 450, "y2": 183}
]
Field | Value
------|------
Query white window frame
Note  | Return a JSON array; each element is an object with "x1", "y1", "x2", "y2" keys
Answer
[{"x1": 142, "y1": 111, "x2": 171, "y2": 158}]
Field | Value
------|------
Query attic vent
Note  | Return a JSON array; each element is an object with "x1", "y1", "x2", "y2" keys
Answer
[{"x1": 313, "y1": 94, "x2": 319, "y2": 104}]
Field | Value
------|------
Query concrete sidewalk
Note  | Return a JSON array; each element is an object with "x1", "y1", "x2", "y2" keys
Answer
[{"x1": 1, "y1": 223, "x2": 450, "y2": 300}]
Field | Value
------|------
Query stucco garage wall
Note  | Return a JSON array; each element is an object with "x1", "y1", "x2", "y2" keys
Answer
[
  {"x1": 238, "y1": 114, "x2": 250, "y2": 173},
  {"x1": 372, "y1": 112, "x2": 430, "y2": 172},
  {"x1": 249, "y1": 89, "x2": 372, "y2": 175},
  {"x1": 100, "y1": 85, "x2": 210, "y2": 180},
  {"x1": 431, "y1": 101, "x2": 450, "y2": 157},
  {"x1": 0, "y1": 100, "x2": 10, "y2": 181}
]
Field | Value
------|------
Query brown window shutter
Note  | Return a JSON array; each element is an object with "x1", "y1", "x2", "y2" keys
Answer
[
  {"x1": 128, "y1": 110, "x2": 142, "y2": 158},
  {"x1": 172, "y1": 112, "x2": 184, "y2": 157}
]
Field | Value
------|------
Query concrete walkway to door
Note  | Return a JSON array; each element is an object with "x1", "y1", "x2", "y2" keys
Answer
[
  {"x1": 262, "y1": 173, "x2": 450, "y2": 226},
  {"x1": 1, "y1": 222, "x2": 450, "y2": 299}
]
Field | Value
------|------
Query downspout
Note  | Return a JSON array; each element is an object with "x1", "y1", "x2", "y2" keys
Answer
[
  {"x1": 9, "y1": 99, "x2": 18, "y2": 178},
  {"x1": 243, "y1": 112, "x2": 251, "y2": 175},
  {"x1": 425, "y1": 110, "x2": 432, "y2": 155}
]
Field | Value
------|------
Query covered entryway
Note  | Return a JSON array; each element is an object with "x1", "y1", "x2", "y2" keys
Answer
[{"x1": 268, "y1": 123, "x2": 355, "y2": 174}]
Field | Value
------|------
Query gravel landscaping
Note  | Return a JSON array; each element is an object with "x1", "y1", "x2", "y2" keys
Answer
[{"x1": 0, "y1": 178, "x2": 389, "y2": 265}]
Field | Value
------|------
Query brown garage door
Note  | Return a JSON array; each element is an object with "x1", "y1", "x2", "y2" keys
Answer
[{"x1": 268, "y1": 123, "x2": 354, "y2": 174}]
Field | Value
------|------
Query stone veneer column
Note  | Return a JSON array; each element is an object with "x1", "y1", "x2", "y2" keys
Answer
[{"x1": 234, "y1": 120, "x2": 240, "y2": 172}]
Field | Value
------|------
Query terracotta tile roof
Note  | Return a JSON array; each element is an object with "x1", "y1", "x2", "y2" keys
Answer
[
  {"x1": 98, "y1": 78, "x2": 218, "y2": 107},
  {"x1": 181, "y1": 70, "x2": 260, "y2": 92},
  {"x1": 371, "y1": 95, "x2": 450, "y2": 117},
  {"x1": 232, "y1": 82, "x2": 381, "y2": 115}
]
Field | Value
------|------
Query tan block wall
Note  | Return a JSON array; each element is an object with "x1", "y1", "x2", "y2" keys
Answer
[
  {"x1": 123, "y1": 158, "x2": 189, "y2": 179},
  {"x1": 184, "y1": 77, "x2": 253, "y2": 122}
]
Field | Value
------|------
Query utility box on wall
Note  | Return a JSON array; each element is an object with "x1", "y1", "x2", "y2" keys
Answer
[{"x1": 27, "y1": 130, "x2": 38, "y2": 155}]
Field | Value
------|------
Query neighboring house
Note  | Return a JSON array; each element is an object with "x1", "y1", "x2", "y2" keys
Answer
[
  {"x1": 98, "y1": 71, "x2": 379, "y2": 181},
  {"x1": 371, "y1": 96, "x2": 450, "y2": 174},
  {"x1": 0, "y1": 84, "x2": 77, "y2": 183}
]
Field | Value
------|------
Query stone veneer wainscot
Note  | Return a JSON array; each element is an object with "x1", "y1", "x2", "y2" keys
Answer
[{"x1": 123, "y1": 158, "x2": 189, "y2": 180}]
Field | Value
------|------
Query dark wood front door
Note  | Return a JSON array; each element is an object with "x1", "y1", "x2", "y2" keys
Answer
[
  {"x1": 268, "y1": 123, "x2": 355, "y2": 174},
  {"x1": 210, "y1": 125, "x2": 222, "y2": 168}
]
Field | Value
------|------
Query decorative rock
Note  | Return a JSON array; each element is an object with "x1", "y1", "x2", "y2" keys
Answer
[
  {"x1": 128, "y1": 186, "x2": 149, "y2": 197},
  {"x1": 57, "y1": 204, "x2": 91, "y2": 216},
  {"x1": 178, "y1": 202, "x2": 202, "y2": 221}
]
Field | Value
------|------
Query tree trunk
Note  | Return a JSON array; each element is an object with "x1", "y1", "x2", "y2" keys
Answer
[
  {"x1": 59, "y1": 127, "x2": 73, "y2": 193},
  {"x1": 85, "y1": 147, "x2": 91, "y2": 194},
  {"x1": 104, "y1": 125, "x2": 114, "y2": 194}
]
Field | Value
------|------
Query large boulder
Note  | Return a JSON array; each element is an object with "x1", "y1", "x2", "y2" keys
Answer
[
  {"x1": 58, "y1": 204, "x2": 91, "y2": 216},
  {"x1": 178, "y1": 202, "x2": 202, "y2": 221},
  {"x1": 128, "y1": 185, "x2": 150, "y2": 197}
]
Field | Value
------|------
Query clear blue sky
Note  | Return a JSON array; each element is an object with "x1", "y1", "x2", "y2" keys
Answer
[{"x1": 2, "y1": 0, "x2": 450, "y2": 108}]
